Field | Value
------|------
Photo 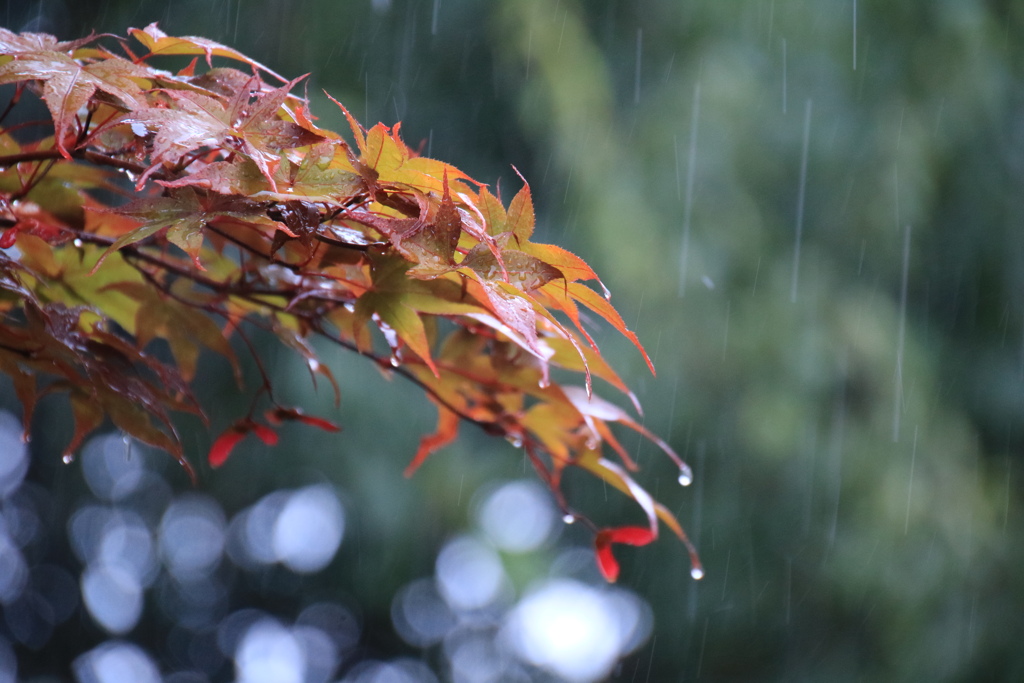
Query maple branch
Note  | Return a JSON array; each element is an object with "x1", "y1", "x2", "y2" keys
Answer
[
  {"x1": 0, "y1": 24, "x2": 701, "y2": 582},
  {"x1": 0, "y1": 148, "x2": 150, "y2": 177}
]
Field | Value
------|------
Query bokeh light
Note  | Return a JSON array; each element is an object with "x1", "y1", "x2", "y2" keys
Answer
[
  {"x1": 272, "y1": 484, "x2": 345, "y2": 573},
  {"x1": 159, "y1": 494, "x2": 226, "y2": 578},
  {"x1": 340, "y1": 658, "x2": 439, "y2": 683},
  {"x1": 0, "y1": 636, "x2": 14, "y2": 683},
  {"x1": 391, "y1": 578, "x2": 457, "y2": 648},
  {"x1": 81, "y1": 563, "x2": 144, "y2": 634},
  {"x1": 476, "y1": 480, "x2": 557, "y2": 553},
  {"x1": 234, "y1": 618, "x2": 305, "y2": 683},
  {"x1": 435, "y1": 536, "x2": 509, "y2": 612},
  {"x1": 0, "y1": 412, "x2": 27, "y2": 498},
  {"x1": 81, "y1": 434, "x2": 148, "y2": 502},
  {"x1": 0, "y1": 530, "x2": 27, "y2": 604},
  {"x1": 502, "y1": 579, "x2": 653, "y2": 683},
  {"x1": 72, "y1": 641, "x2": 161, "y2": 683}
]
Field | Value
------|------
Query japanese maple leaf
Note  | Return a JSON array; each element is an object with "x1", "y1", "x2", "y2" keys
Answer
[
  {"x1": 94, "y1": 189, "x2": 269, "y2": 269},
  {"x1": 158, "y1": 144, "x2": 362, "y2": 203},
  {"x1": 0, "y1": 52, "x2": 149, "y2": 158},
  {"x1": 128, "y1": 23, "x2": 287, "y2": 83},
  {"x1": 120, "y1": 90, "x2": 230, "y2": 187},
  {"x1": 124, "y1": 75, "x2": 320, "y2": 189},
  {"x1": 402, "y1": 172, "x2": 463, "y2": 277},
  {"x1": 227, "y1": 75, "x2": 323, "y2": 190},
  {"x1": 0, "y1": 27, "x2": 98, "y2": 53}
]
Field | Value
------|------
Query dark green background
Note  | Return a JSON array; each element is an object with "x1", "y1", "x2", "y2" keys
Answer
[{"x1": 6, "y1": 0, "x2": 1024, "y2": 680}]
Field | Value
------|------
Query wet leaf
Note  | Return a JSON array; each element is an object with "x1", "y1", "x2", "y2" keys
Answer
[
  {"x1": 460, "y1": 245, "x2": 563, "y2": 292},
  {"x1": 404, "y1": 401, "x2": 460, "y2": 476},
  {"x1": 0, "y1": 51, "x2": 147, "y2": 157},
  {"x1": 265, "y1": 406, "x2": 340, "y2": 432},
  {"x1": 506, "y1": 181, "x2": 534, "y2": 244},
  {"x1": 209, "y1": 419, "x2": 279, "y2": 468},
  {"x1": 0, "y1": 24, "x2": 698, "y2": 582},
  {"x1": 595, "y1": 526, "x2": 658, "y2": 582},
  {"x1": 129, "y1": 23, "x2": 286, "y2": 81}
]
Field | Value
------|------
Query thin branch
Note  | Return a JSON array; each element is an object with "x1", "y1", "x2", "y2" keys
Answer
[{"x1": 0, "y1": 148, "x2": 149, "y2": 176}]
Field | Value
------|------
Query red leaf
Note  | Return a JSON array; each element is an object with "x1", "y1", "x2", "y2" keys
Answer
[
  {"x1": 594, "y1": 526, "x2": 658, "y2": 583},
  {"x1": 208, "y1": 419, "x2": 278, "y2": 467},
  {"x1": 595, "y1": 531, "x2": 620, "y2": 582},
  {"x1": 250, "y1": 422, "x2": 278, "y2": 446},
  {"x1": 604, "y1": 525, "x2": 657, "y2": 545},
  {"x1": 265, "y1": 406, "x2": 340, "y2": 432},
  {"x1": 292, "y1": 414, "x2": 340, "y2": 432},
  {"x1": 0, "y1": 229, "x2": 17, "y2": 249},
  {"x1": 208, "y1": 426, "x2": 246, "y2": 468}
]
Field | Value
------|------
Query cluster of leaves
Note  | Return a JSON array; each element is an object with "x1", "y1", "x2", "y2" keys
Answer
[{"x1": 0, "y1": 24, "x2": 700, "y2": 582}]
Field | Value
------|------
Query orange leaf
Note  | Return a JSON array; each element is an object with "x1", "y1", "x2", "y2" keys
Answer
[
  {"x1": 129, "y1": 22, "x2": 286, "y2": 81},
  {"x1": 567, "y1": 282, "x2": 654, "y2": 374},
  {"x1": 476, "y1": 185, "x2": 507, "y2": 237},
  {"x1": 404, "y1": 402, "x2": 460, "y2": 476},
  {"x1": 506, "y1": 179, "x2": 535, "y2": 244},
  {"x1": 521, "y1": 242, "x2": 604, "y2": 286}
]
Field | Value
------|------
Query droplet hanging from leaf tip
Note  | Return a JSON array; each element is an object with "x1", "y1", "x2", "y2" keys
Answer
[
  {"x1": 62, "y1": 453, "x2": 75, "y2": 465},
  {"x1": 562, "y1": 514, "x2": 575, "y2": 524},
  {"x1": 506, "y1": 435, "x2": 523, "y2": 448},
  {"x1": 690, "y1": 566, "x2": 705, "y2": 580},
  {"x1": 73, "y1": 238, "x2": 83, "y2": 248},
  {"x1": 389, "y1": 355, "x2": 400, "y2": 367},
  {"x1": 678, "y1": 466, "x2": 693, "y2": 486}
]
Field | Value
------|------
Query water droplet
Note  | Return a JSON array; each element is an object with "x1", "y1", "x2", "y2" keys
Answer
[
  {"x1": 389, "y1": 356, "x2": 400, "y2": 367},
  {"x1": 690, "y1": 566, "x2": 704, "y2": 580},
  {"x1": 562, "y1": 514, "x2": 575, "y2": 525},
  {"x1": 73, "y1": 238, "x2": 83, "y2": 248},
  {"x1": 677, "y1": 470, "x2": 693, "y2": 487},
  {"x1": 506, "y1": 435, "x2": 523, "y2": 448},
  {"x1": 308, "y1": 359, "x2": 320, "y2": 372},
  {"x1": 538, "y1": 376, "x2": 550, "y2": 389},
  {"x1": 62, "y1": 453, "x2": 75, "y2": 465}
]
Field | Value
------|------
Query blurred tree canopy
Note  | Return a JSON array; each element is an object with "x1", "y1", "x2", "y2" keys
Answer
[{"x1": 5, "y1": 0, "x2": 1024, "y2": 680}]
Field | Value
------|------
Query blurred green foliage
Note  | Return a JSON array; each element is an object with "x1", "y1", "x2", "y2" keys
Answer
[{"x1": 8, "y1": 0, "x2": 1024, "y2": 679}]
